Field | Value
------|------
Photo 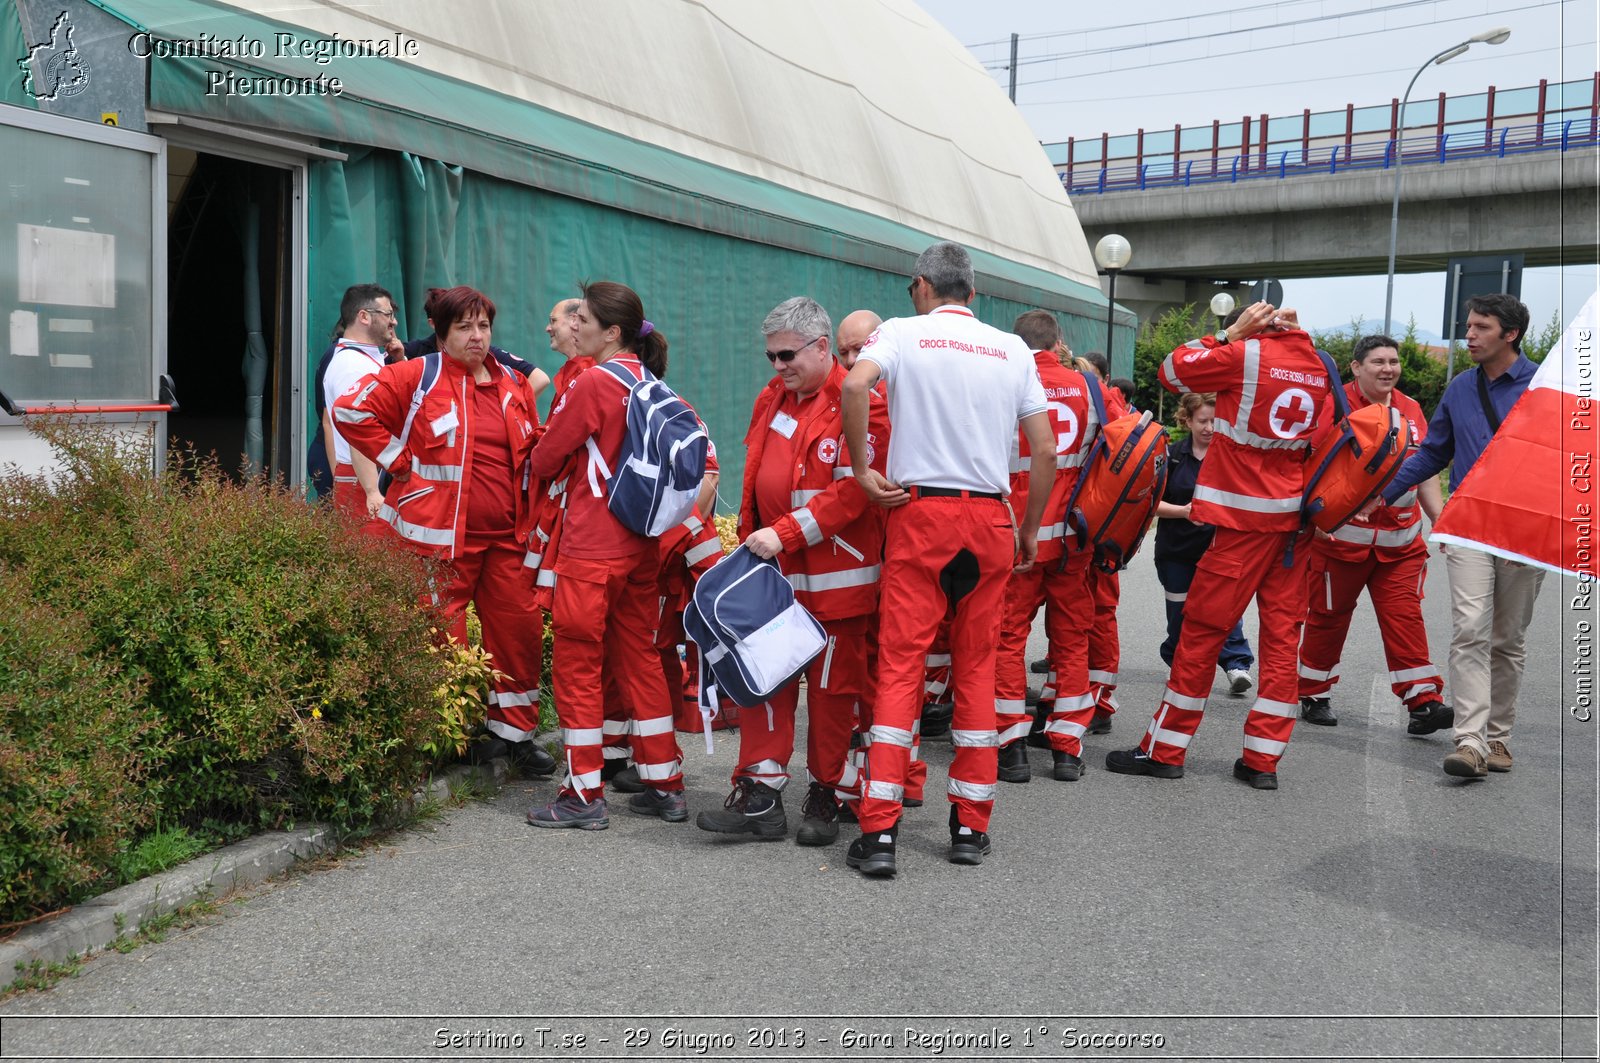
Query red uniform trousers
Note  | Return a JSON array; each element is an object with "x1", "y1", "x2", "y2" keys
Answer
[
  {"x1": 1298, "y1": 544, "x2": 1442, "y2": 710},
  {"x1": 1088, "y1": 568, "x2": 1121, "y2": 715},
  {"x1": 839, "y1": 612, "x2": 919, "y2": 804},
  {"x1": 433, "y1": 537, "x2": 545, "y2": 743},
  {"x1": 552, "y1": 548, "x2": 683, "y2": 797},
  {"x1": 995, "y1": 549, "x2": 1095, "y2": 755},
  {"x1": 1140, "y1": 527, "x2": 1311, "y2": 772},
  {"x1": 331, "y1": 462, "x2": 364, "y2": 520},
  {"x1": 729, "y1": 614, "x2": 867, "y2": 792},
  {"x1": 861, "y1": 497, "x2": 1011, "y2": 833}
]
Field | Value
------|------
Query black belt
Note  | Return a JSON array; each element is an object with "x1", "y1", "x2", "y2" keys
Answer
[{"x1": 906, "y1": 485, "x2": 1003, "y2": 502}]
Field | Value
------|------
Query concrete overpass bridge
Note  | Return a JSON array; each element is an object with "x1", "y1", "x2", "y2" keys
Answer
[{"x1": 1053, "y1": 77, "x2": 1600, "y2": 325}]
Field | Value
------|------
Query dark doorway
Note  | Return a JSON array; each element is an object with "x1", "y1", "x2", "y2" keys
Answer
[{"x1": 166, "y1": 152, "x2": 292, "y2": 480}]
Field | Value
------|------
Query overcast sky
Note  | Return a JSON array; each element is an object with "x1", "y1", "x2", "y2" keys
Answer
[{"x1": 918, "y1": 0, "x2": 1597, "y2": 338}]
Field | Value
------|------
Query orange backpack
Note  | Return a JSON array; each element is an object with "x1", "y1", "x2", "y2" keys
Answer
[
  {"x1": 1301, "y1": 351, "x2": 1408, "y2": 533},
  {"x1": 1063, "y1": 377, "x2": 1170, "y2": 573}
]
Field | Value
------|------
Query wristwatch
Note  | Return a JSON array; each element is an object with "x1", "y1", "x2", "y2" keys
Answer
[{"x1": 1215, "y1": 328, "x2": 1229, "y2": 344}]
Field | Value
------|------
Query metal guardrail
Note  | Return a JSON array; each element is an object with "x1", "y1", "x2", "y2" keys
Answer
[{"x1": 1064, "y1": 119, "x2": 1600, "y2": 195}]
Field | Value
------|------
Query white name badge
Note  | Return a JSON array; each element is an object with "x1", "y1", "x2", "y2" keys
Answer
[
  {"x1": 769, "y1": 411, "x2": 799, "y2": 439},
  {"x1": 430, "y1": 407, "x2": 460, "y2": 436}
]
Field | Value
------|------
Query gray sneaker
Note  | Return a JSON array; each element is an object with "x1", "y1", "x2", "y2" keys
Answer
[
  {"x1": 527, "y1": 792, "x2": 610, "y2": 830},
  {"x1": 628, "y1": 788, "x2": 687, "y2": 822}
]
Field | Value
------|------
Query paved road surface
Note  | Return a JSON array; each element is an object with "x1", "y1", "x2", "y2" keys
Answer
[{"x1": 2, "y1": 557, "x2": 1595, "y2": 1063}]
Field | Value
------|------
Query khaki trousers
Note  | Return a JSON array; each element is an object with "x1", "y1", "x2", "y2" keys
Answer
[{"x1": 1445, "y1": 545, "x2": 1546, "y2": 755}]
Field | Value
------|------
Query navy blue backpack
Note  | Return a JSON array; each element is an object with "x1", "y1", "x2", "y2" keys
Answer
[
  {"x1": 585, "y1": 361, "x2": 708, "y2": 536},
  {"x1": 683, "y1": 547, "x2": 827, "y2": 749}
]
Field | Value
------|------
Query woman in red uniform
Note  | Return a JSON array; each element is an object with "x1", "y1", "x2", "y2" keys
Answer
[
  {"x1": 524, "y1": 281, "x2": 687, "y2": 831},
  {"x1": 1296, "y1": 334, "x2": 1450, "y2": 733},
  {"x1": 332, "y1": 285, "x2": 551, "y2": 771}
]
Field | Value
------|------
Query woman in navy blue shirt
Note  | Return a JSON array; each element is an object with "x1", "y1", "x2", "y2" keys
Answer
[{"x1": 1153, "y1": 393, "x2": 1256, "y2": 695}]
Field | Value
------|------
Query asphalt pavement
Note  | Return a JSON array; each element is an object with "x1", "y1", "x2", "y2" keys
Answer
[{"x1": 1, "y1": 556, "x2": 1595, "y2": 1063}]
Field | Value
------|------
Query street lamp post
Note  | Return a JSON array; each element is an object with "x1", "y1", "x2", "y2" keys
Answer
[
  {"x1": 1094, "y1": 233, "x2": 1132, "y2": 373},
  {"x1": 1383, "y1": 26, "x2": 1511, "y2": 335}
]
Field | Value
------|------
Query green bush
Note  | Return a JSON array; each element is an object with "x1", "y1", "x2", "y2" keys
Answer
[
  {"x1": 0, "y1": 419, "x2": 465, "y2": 922},
  {"x1": 0, "y1": 572, "x2": 156, "y2": 923}
]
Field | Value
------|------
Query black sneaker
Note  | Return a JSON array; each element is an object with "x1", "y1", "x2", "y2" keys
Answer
[
  {"x1": 608, "y1": 765, "x2": 647, "y2": 793},
  {"x1": 1086, "y1": 708, "x2": 1113, "y2": 735},
  {"x1": 846, "y1": 823, "x2": 898, "y2": 877},
  {"x1": 947, "y1": 807, "x2": 992, "y2": 866},
  {"x1": 695, "y1": 778, "x2": 787, "y2": 839},
  {"x1": 508, "y1": 741, "x2": 558, "y2": 778},
  {"x1": 1299, "y1": 697, "x2": 1338, "y2": 726},
  {"x1": 463, "y1": 734, "x2": 511, "y2": 765},
  {"x1": 1051, "y1": 750, "x2": 1084, "y2": 782},
  {"x1": 1407, "y1": 700, "x2": 1454, "y2": 736},
  {"x1": 997, "y1": 739, "x2": 1032, "y2": 783},
  {"x1": 628, "y1": 787, "x2": 687, "y2": 822},
  {"x1": 795, "y1": 782, "x2": 840, "y2": 846},
  {"x1": 920, "y1": 702, "x2": 954, "y2": 739},
  {"x1": 1025, "y1": 709, "x2": 1051, "y2": 749},
  {"x1": 1233, "y1": 757, "x2": 1278, "y2": 790},
  {"x1": 1104, "y1": 747, "x2": 1184, "y2": 779}
]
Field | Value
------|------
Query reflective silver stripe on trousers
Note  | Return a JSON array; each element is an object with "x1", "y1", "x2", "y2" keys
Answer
[
  {"x1": 563, "y1": 727, "x2": 603, "y2": 745},
  {"x1": 1249, "y1": 698, "x2": 1298, "y2": 719},
  {"x1": 745, "y1": 758, "x2": 788, "y2": 781},
  {"x1": 950, "y1": 729, "x2": 999, "y2": 747},
  {"x1": 491, "y1": 689, "x2": 537, "y2": 707},
  {"x1": 1298, "y1": 662, "x2": 1338, "y2": 681},
  {"x1": 1151, "y1": 725, "x2": 1194, "y2": 749},
  {"x1": 1043, "y1": 718, "x2": 1087, "y2": 738},
  {"x1": 601, "y1": 719, "x2": 631, "y2": 736},
  {"x1": 1089, "y1": 670, "x2": 1117, "y2": 686},
  {"x1": 1162, "y1": 686, "x2": 1207, "y2": 712},
  {"x1": 1193, "y1": 484, "x2": 1301, "y2": 514},
  {"x1": 994, "y1": 698, "x2": 1026, "y2": 715},
  {"x1": 867, "y1": 780, "x2": 903, "y2": 801},
  {"x1": 786, "y1": 566, "x2": 881, "y2": 592},
  {"x1": 1243, "y1": 734, "x2": 1287, "y2": 756},
  {"x1": 926, "y1": 653, "x2": 952, "y2": 667},
  {"x1": 634, "y1": 715, "x2": 675, "y2": 737},
  {"x1": 1390, "y1": 665, "x2": 1439, "y2": 684},
  {"x1": 998, "y1": 721, "x2": 1030, "y2": 744},
  {"x1": 947, "y1": 778, "x2": 997, "y2": 801},
  {"x1": 637, "y1": 759, "x2": 682, "y2": 781},
  {"x1": 870, "y1": 725, "x2": 914, "y2": 748}
]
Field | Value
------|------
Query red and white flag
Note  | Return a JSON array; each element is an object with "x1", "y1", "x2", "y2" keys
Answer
[{"x1": 1431, "y1": 291, "x2": 1599, "y2": 578}]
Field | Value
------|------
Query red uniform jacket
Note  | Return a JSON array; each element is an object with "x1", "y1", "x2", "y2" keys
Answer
[
  {"x1": 738, "y1": 361, "x2": 890, "y2": 621},
  {"x1": 334, "y1": 353, "x2": 540, "y2": 559},
  {"x1": 1159, "y1": 330, "x2": 1331, "y2": 533},
  {"x1": 1008, "y1": 353, "x2": 1106, "y2": 564}
]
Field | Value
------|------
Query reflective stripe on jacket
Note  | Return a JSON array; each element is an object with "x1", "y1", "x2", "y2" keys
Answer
[
  {"x1": 738, "y1": 361, "x2": 889, "y2": 621},
  {"x1": 335, "y1": 354, "x2": 540, "y2": 559}
]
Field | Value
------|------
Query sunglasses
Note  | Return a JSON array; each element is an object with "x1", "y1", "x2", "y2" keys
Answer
[{"x1": 765, "y1": 335, "x2": 823, "y2": 364}]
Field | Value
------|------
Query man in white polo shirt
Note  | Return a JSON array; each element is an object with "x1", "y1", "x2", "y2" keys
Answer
[
  {"x1": 841, "y1": 241, "x2": 1056, "y2": 877},
  {"x1": 322, "y1": 283, "x2": 398, "y2": 521}
]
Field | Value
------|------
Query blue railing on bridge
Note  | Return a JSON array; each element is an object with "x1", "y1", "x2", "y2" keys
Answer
[{"x1": 1064, "y1": 118, "x2": 1600, "y2": 196}]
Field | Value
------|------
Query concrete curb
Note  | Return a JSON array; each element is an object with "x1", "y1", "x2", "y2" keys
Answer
[{"x1": 1, "y1": 759, "x2": 509, "y2": 983}]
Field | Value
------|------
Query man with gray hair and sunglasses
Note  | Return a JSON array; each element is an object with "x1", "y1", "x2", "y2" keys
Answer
[{"x1": 695, "y1": 296, "x2": 891, "y2": 847}]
